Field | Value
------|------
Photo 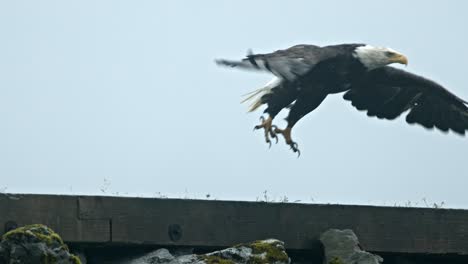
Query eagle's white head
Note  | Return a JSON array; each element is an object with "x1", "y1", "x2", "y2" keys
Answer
[{"x1": 354, "y1": 45, "x2": 408, "y2": 70}]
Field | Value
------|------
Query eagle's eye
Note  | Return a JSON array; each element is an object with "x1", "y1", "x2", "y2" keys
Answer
[{"x1": 385, "y1": 51, "x2": 394, "y2": 57}]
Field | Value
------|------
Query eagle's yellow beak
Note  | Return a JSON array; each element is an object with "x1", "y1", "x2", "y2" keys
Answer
[{"x1": 389, "y1": 53, "x2": 408, "y2": 66}]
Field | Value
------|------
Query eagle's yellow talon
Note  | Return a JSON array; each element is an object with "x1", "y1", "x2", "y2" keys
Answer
[
  {"x1": 253, "y1": 116, "x2": 275, "y2": 147},
  {"x1": 274, "y1": 126, "x2": 301, "y2": 156}
]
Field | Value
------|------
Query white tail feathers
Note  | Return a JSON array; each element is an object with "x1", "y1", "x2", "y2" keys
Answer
[
  {"x1": 216, "y1": 55, "x2": 282, "y2": 112},
  {"x1": 241, "y1": 88, "x2": 269, "y2": 112},
  {"x1": 240, "y1": 77, "x2": 282, "y2": 112},
  {"x1": 240, "y1": 88, "x2": 268, "y2": 104}
]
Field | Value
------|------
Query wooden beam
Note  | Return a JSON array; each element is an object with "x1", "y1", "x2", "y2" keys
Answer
[
  {"x1": 0, "y1": 194, "x2": 110, "y2": 243},
  {"x1": 1, "y1": 194, "x2": 468, "y2": 254}
]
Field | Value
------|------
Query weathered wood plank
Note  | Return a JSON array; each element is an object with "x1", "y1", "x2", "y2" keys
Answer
[
  {"x1": 78, "y1": 195, "x2": 468, "y2": 254},
  {"x1": 2, "y1": 194, "x2": 468, "y2": 255},
  {"x1": 0, "y1": 194, "x2": 110, "y2": 242}
]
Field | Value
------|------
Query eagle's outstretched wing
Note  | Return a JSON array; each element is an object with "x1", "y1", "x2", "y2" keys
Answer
[
  {"x1": 216, "y1": 44, "x2": 349, "y2": 114},
  {"x1": 343, "y1": 67, "x2": 468, "y2": 135},
  {"x1": 216, "y1": 44, "x2": 323, "y2": 81},
  {"x1": 216, "y1": 44, "x2": 326, "y2": 114}
]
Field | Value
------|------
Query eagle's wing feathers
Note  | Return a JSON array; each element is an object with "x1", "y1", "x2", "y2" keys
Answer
[
  {"x1": 216, "y1": 44, "x2": 324, "y2": 81},
  {"x1": 216, "y1": 45, "x2": 328, "y2": 113},
  {"x1": 344, "y1": 66, "x2": 468, "y2": 134}
]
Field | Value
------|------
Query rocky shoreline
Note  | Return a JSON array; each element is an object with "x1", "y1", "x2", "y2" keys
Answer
[{"x1": 0, "y1": 224, "x2": 383, "y2": 264}]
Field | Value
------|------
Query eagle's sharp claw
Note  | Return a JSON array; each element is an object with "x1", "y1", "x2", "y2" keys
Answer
[
  {"x1": 273, "y1": 126, "x2": 301, "y2": 156},
  {"x1": 289, "y1": 142, "x2": 301, "y2": 157},
  {"x1": 269, "y1": 129, "x2": 278, "y2": 143},
  {"x1": 253, "y1": 116, "x2": 276, "y2": 147}
]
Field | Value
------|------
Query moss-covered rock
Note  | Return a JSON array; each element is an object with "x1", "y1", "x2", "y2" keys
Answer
[
  {"x1": 247, "y1": 239, "x2": 289, "y2": 264},
  {"x1": 200, "y1": 255, "x2": 236, "y2": 264},
  {"x1": 329, "y1": 256, "x2": 344, "y2": 264},
  {"x1": 202, "y1": 239, "x2": 289, "y2": 264},
  {"x1": 0, "y1": 224, "x2": 81, "y2": 264},
  {"x1": 123, "y1": 239, "x2": 289, "y2": 264}
]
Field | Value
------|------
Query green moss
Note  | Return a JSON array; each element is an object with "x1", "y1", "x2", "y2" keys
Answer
[
  {"x1": 233, "y1": 240, "x2": 288, "y2": 264},
  {"x1": 249, "y1": 240, "x2": 289, "y2": 264},
  {"x1": 69, "y1": 255, "x2": 82, "y2": 264},
  {"x1": 2, "y1": 224, "x2": 82, "y2": 264},
  {"x1": 329, "y1": 256, "x2": 343, "y2": 264},
  {"x1": 200, "y1": 240, "x2": 288, "y2": 264},
  {"x1": 2, "y1": 224, "x2": 63, "y2": 246},
  {"x1": 249, "y1": 255, "x2": 267, "y2": 264},
  {"x1": 201, "y1": 255, "x2": 235, "y2": 264}
]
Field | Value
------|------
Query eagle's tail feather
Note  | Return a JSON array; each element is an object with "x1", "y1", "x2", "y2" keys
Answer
[
  {"x1": 241, "y1": 77, "x2": 282, "y2": 112},
  {"x1": 240, "y1": 88, "x2": 268, "y2": 104},
  {"x1": 248, "y1": 99, "x2": 264, "y2": 112}
]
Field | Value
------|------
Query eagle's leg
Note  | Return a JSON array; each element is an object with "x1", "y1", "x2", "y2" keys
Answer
[
  {"x1": 273, "y1": 126, "x2": 300, "y2": 156},
  {"x1": 254, "y1": 116, "x2": 278, "y2": 147},
  {"x1": 275, "y1": 88, "x2": 328, "y2": 156}
]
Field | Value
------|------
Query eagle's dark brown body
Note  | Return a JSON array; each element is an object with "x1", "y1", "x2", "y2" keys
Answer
[{"x1": 217, "y1": 44, "x2": 468, "y2": 154}]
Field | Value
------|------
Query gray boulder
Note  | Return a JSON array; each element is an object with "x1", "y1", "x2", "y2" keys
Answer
[
  {"x1": 124, "y1": 239, "x2": 290, "y2": 264},
  {"x1": 0, "y1": 224, "x2": 81, "y2": 264},
  {"x1": 320, "y1": 229, "x2": 383, "y2": 264}
]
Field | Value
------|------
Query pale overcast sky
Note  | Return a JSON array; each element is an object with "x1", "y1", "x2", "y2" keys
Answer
[{"x1": 1, "y1": 1, "x2": 467, "y2": 208}]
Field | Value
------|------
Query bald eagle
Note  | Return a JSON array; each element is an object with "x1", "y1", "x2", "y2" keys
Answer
[{"x1": 216, "y1": 44, "x2": 468, "y2": 155}]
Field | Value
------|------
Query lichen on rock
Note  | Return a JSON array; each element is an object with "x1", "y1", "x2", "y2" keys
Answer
[
  {"x1": 122, "y1": 239, "x2": 290, "y2": 264},
  {"x1": 233, "y1": 239, "x2": 290, "y2": 264},
  {"x1": 200, "y1": 255, "x2": 235, "y2": 264},
  {"x1": 0, "y1": 224, "x2": 81, "y2": 264}
]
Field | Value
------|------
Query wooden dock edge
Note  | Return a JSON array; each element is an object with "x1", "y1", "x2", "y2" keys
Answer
[{"x1": 1, "y1": 193, "x2": 468, "y2": 255}]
